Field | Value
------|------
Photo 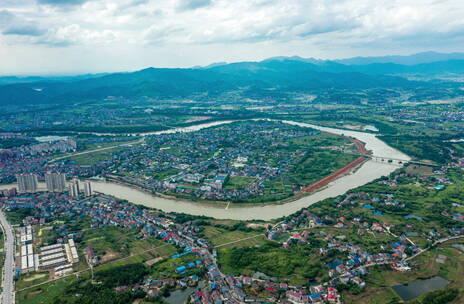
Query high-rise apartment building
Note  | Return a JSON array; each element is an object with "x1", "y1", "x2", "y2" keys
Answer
[
  {"x1": 45, "y1": 173, "x2": 67, "y2": 192},
  {"x1": 16, "y1": 174, "x2": 38, "y2": 193},
  {"x1": 69, "y1": 179, "x2": 80, "y2": 197},
  {"x1": 83, "y1": 181, "x2": 93, "y2": 196}
]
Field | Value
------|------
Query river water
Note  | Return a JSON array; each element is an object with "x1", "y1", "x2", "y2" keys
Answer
[{"x1": 1, "y1": 119, "x2": 411, "y2": 221}]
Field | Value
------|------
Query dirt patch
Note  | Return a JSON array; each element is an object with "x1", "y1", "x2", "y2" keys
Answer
[
  {"x1": 101, "y1": 250, "x2": 120, "y2": 262},
  {"x1": 145, "y1": 256, "x2": 166, "y2": 266},
  {"x1": 406, "y1": 165, "x2": 434, "y2": 176},
  {"x1": 245, "y1": 223, "x2": 269, "y2": 229},
  {"x1": 23, "y1": 273, "x2": 48, "y2": 281},
  {"x1": 184, "y1": 116, "x2": 212, "y2": 123}
]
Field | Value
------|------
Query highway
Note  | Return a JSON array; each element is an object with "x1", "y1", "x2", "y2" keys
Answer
[{"x1": 0, "y1": 210, "x2": 14, "y2": 304}]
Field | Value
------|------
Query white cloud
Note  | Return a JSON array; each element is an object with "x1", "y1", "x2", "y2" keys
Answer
[{"x1": 0, "y1": 0, "x2": 463, "y2": 74}]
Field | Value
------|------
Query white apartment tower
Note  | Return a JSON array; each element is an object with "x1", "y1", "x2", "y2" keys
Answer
[
  {"x1": 45, "y1": 173, "x2": 67, "y2": 192},
  {"x1": 83, "y1": 181, "x2": 93, "y2": 196},
  {"x1": 16, "y1": 174, "x2": 38, "y2": 193},
  {"x1": 69, "y1": 179, "x2": 80, "y2": 197}
]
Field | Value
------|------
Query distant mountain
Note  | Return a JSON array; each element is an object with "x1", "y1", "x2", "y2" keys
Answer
[
  {"x1": 262, "y1": 56, "x2": 325, "y2": 65},
  {"x1": 347, "y1": 60, "x2": 464, "y2": 75},
  {"x1": 194, "y1": 62, "x2": 228, "y2": 69},
  {"x1": 0, "y1": 74, "x2": 108, "y2": 86},
  {"x1": 0, "y1": 60, "x2": 420, "y2": 106},
  {"x1": 262, "y1": 51, "x2": 464, "y2": 67},
  {"x1": 335, "y1": 51, "x2": 464, "y2": 66},
  {"x1": 259, "y1": 56, "x2": 464, "y2": 75},
  {"x1": 207, "y1": 60, "x2": 413, "y2": 88}
]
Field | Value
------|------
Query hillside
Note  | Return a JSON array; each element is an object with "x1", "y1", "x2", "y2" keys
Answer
[{"x1": 0, "y1": 60, "x2": 422, "y2": 106}]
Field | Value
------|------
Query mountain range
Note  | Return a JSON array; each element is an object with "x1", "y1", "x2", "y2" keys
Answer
[{"x1": 1, "y1": 52, "x2": 463, "y2": 106}]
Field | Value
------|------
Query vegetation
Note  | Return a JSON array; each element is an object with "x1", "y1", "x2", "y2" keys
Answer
[
  {"x1": 151, "y1": 254, "x2": 204, "y2": 280},
  {"x1": 52, "y1": 280, "x2": 147, "y2": 304},
  {"x1": 419, "y1": 288, "x2": 459, "y2": 304},
  {"x1": 380, "y1": 135, "x2": 453, "y2": 164},
  {"x1": 95, "y1": 263, "x2": 149, "y2": 288},
  {"x1": 5, "y1": 209, "x2": 37, "y2": 225},
  {"x1": 0, "y1": 138, "x2": 37, "y2": 149},
  {"x1": 218, "y1": 242, "x2": 327, "y2": 284}
]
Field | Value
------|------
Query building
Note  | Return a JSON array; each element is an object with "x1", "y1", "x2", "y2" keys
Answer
[
  {"x1": 69, "y1": 179, "x2": 80, "y2": 197},
  {"x1": 0, "y1": 187, "x2": 17, "y2": 197},
  {"x1": 83, "y1": 181, "x2": 93, "y2": 196},
  {"x1": 45, "y1": 173, "x2": 67, "y2": 192},
  {"x1": 38, "y1": 243, "x2": 70, "y2": 270},
  {"x1": 19, "y1": 226, "x2": 35, "y2": 273},
  {"x1": 16, "y1": 174, "x2": 38, "y2": 193}
]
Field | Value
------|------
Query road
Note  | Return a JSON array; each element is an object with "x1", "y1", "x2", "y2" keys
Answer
[
  {"x1": 49, "y1": 138, "x2": 145, "y2": 163},
  {"x1": 404, "y1": 235, "x2": 464, "y2": 262},
  {"x1": 0, "y1": 210, "x2": 15, "y2": 304}
]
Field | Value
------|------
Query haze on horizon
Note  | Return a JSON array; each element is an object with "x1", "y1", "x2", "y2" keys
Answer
[{"x1": 1, "y1": 0, "x2": 464, "y2": 75}]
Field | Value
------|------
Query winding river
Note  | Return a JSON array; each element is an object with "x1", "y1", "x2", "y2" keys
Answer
[{"x1": 1, "y1": 120, "x2": 411, "y2": 221}]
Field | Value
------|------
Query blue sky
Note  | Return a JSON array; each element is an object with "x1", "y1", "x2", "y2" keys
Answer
[{"x1": 1, "y1": 0, "x2": 463, "y2": 75}]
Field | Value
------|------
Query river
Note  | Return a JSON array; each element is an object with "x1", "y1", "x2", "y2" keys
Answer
[{"x1": 1, "y1": 119, "x2": 411, "y2": 221}]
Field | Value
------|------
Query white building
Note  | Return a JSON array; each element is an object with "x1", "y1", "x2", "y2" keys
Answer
[
  {"x1": 83, "y1": 181, "x2": 93, "y2": 196},
  {"x1": 45, "y1": 172, "x2": 67, "y2": 192},
  {"x1": 16, "y1": 174, "x2": 38, "y2": 193},
  {"x1": 69, "y1": 179, "x2": 80, "y2": 197}
]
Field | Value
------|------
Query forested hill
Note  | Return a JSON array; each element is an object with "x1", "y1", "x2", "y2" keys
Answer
[{"x1": 2, "y1": 56, "x2": 464, "y2": 106}]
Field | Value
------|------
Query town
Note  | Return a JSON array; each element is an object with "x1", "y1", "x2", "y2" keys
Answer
[{"x1": 0, "y1": 153, "x2": 463, "y2": 303}]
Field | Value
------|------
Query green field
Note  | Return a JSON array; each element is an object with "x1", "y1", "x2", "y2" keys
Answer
[
  {"x1": 224, "y1": 176, "x2": 256, "y2": 190},
  {"x1": 17, "y1": 276, "x2": 78, "y2": 304},
  {"x1": 80, "y1": 226, "x2": 175, "y2": 261},
  {"x1": 200, "y1": 226, "x2": 267, "y2": 248},
  {"x1": 218, "y1": 242, "x2": 327, "y2": 285},
  {"x1": 66, "y1": 147, "x2": 123, "y2": 165}
]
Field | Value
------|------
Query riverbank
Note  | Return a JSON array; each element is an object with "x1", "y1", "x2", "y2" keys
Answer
[
  {"x1": 87, "y1": 159, "x2": 399, "y2": 220},
  {"x1": 0, "y1": 120, "x2": 411, "y2": 220}
]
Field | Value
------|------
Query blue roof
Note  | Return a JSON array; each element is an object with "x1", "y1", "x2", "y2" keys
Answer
[
  {"x1": 176, "y1": 266, "x2": 187, "y2": 272},
  {"x1": 327, "y1": 259, "x2": 343, "y2": 270}
]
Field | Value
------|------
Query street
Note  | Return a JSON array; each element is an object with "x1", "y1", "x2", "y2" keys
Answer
[{"x1": 0, "y1": 210, "x2": 14, "y2": 304}]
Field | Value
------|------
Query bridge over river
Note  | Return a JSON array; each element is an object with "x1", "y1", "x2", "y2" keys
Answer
[{"x1": 369, "y1": 156, "x2": 438, "y2": 167}]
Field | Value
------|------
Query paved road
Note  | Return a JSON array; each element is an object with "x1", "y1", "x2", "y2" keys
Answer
[
  {"x1": 49, "y1": 138, "x2": 144, "y2": 163},
  {"x1": 404, "y1": 235, "x2": 464, "y2": 262},
  {"x1": 0, "y1": 210, "x2": 15, "y2": 304}
]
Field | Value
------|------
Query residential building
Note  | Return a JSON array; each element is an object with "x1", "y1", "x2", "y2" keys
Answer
[
  {"x1": 45, "y1": 172, "x2": 67, "y2": 192},
  {"x1": 16, "y1": 174, "x2": 38, "y2": 193},
  {"x1": 83, "y1": 181, "x2": 93, "y2": 196}
]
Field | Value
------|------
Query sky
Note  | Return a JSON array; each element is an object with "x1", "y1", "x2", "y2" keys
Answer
[{"x1": 0, "y1": 0, "x2": 463, "y2": 75}]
